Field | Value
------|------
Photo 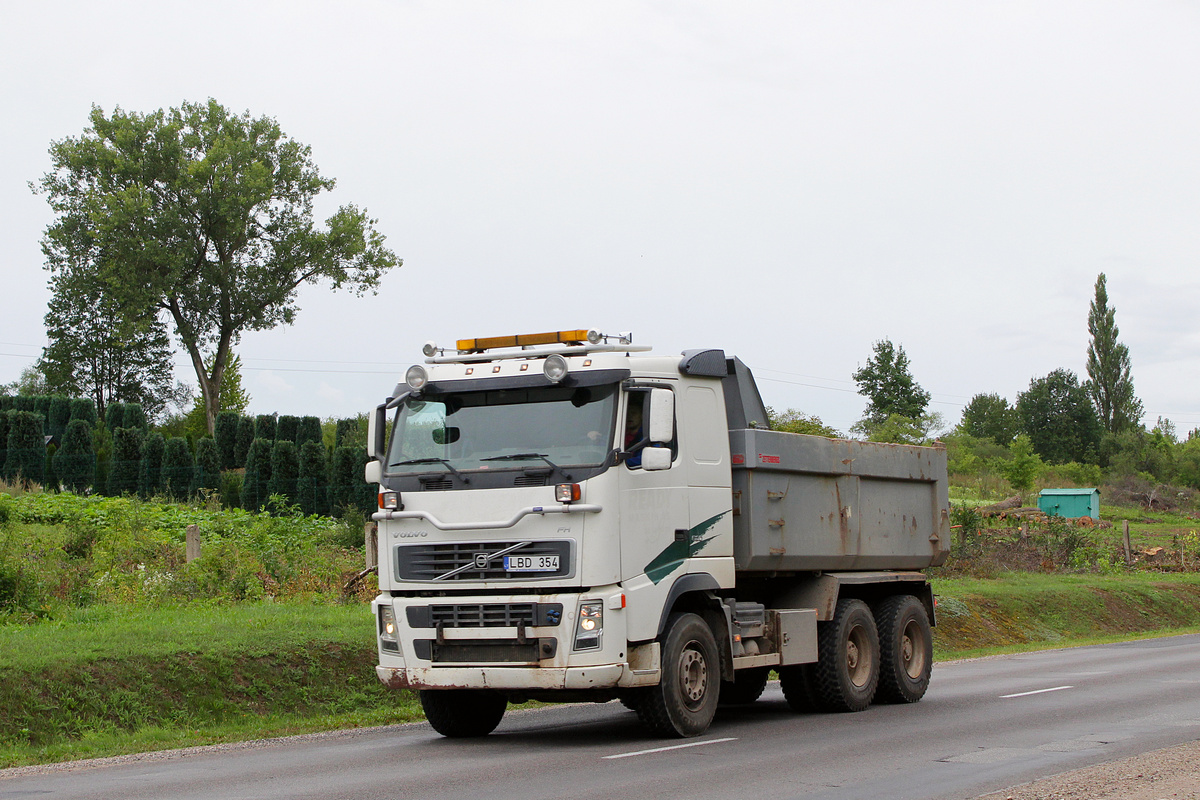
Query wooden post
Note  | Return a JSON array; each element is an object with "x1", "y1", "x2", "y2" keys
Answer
[
  {"x1": 186, "y1": 524, "x2": 201, "y2": 562},
  {"x1": 365, "y1": 521, "x2": 378, "y2": 570},
  {"x1": 1123, "y1": 520, "x2": 1132, "y2": 565}
]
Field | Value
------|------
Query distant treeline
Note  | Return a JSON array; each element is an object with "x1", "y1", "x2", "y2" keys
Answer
[{"x1": 0, "y1": 395, "x2": 374, "y2": 516}]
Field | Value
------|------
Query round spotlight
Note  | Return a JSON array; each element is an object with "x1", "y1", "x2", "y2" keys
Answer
[
  {"x1": 543, "y1": 354, "x2": 569, "y2": 383},
  {"x1": 422, "y1": 341, "x2": 438, "y2": 357},
  {"x1": 405, "y1": 364, "x2": 428, "y2": 390},
  {"x1": 586, "y1": 330, "x2": 602, "y2": 344}
]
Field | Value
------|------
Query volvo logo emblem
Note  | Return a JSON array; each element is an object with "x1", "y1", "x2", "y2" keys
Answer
[{"x1": 474, "y1": 553, "x2": 491, "y2": 569}]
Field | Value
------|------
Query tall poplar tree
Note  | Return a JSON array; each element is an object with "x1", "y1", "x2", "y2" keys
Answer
[{"x1": 1085, "y1": 273, "x2": 1142, "y2": 433}]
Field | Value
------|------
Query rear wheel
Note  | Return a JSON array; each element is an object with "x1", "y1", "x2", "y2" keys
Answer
[
  {"x1": 874, "y1": 595, "x2": 932, "y2": 704},
  {"x1": 420, "y1": 689, "x2": 507, "y2": 738},
  {"x1": 637, "y1": 612, "x2": 720, "y2": 737},
  {"x1": 810, "y1": 599, "x2": 879, "y2": 712},
  {"x1": 779, "y1": 664, "x2": 819, "y2": 712},
  {"x1": 719, "y1": 667, "x2": 769, "y2": 706}
]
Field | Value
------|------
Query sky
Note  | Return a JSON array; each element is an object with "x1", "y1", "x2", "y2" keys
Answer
[{"x1": 2, "y1": 1, "x2": 1198, "y2": 434}]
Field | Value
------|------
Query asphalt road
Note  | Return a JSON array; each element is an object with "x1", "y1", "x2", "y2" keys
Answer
[{"x1": 5, "y1": 633, "x2": 1200, "y2": 800}]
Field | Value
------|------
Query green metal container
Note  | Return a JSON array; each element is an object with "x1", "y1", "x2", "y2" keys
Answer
[{"x1": 1038, "y1": 488, "x2": 1100, "y2": 520}]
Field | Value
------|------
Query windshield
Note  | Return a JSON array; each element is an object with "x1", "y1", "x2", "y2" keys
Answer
[{"x1": 386, "y1": 384, "x2": 617, "y2": 476}]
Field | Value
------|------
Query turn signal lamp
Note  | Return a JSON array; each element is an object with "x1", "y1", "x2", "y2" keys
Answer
[
  {"x1": 555, "y1": 483, "x2": 581, "y2": 503},
  {"x1": 379, "y1": 491, "x2": 399, "y2": 510},
  {"x1": 457, "y1": 329, "x2": 594, "y2": 352}
]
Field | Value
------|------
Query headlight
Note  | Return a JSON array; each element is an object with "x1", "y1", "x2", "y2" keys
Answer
[
  {"x1": 405, "y1": 364, "x2": 428, "y2": 390},
  {"x1": 574, "y1": 601, "x2": 603, "y2": 651},
  {"x1": 543, "y1": 354, "x2": 569, "y2": 383},
  {"x1": 379, "y1": 605, "x2": 401, "y2": 653}
]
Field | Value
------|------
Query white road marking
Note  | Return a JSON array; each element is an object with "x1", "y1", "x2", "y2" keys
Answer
[
  {"x1": 602, "y1": 737, "x2": 738, "y2": 760},
  {"x1": 1001, "y1": 685, "x2": 1074, "y2": 698}
]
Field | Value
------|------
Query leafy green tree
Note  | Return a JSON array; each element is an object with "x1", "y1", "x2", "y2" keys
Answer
[
  {"x1": 1001, "y1": 434, "x2": 1044, "y2": 495},
  {"x1": 959, "y1": 393, "x2": 1018, "y2": 445},
  {"x1": 48, "y1": 396, "x2": 71, "y2": 442},
  {"x1": 193, "y1": 437, "x2": 221, "y2": 495},
  {"x1": 104, "y1": 402, "x2": 125, "y2": 433},
  {"x1": 766, "y1": 407, "x2": 840, "y2": 438},
  {"x1": 69, "y1": 397, "x2": 97, "y2": 426},
  {"x1": 0, "y1": 413, "x2": 8, "y2": 480},
  {"x1": 1016, "y1": 369, "x2": 1102, "y2": 465},
  {"x1": 122, "y1": 403, "x2": 148, "y2": 432},
  {"x1": 162, "y1": 437, "x2": 194, "y2": 501},
  {"x1": 329, "y1": 446, "x2": 359, "y2": 513},
  {"x1": 5, "y1": 411, "x2": 45, "y2": 488},
  {"x1": 38, "y1": 267, "x2": 179, "y2": 422},
  {"x1": 37, "y1": 99, "x2": 401, "y2": 434},
  {"x1": 863, "y1": 413, "x2": 944, "y2": 445},
  {"x1": 1085, "y1": 273, "x2": 1143, "y2": 434},
  {"x1": 852, "y1": 339, "x2": 931, "y2": 432},
  {"x1": 182, "y1": 354, "x2": 251, "y2": 439},
  {"x1": 139, "y1": 432, "x2": 165, "y2": 498},
  {"x1": 267, "y1": 440, "x2": 299, "y2": 505},
  {"x1": 297, "y1": 441, "x2": 328, "y2": 516},
  {"x1": 54, "y1": 419, "x2": 95, "y2": 493},
  {"x1": 106, "y1": 427, "x2": 144, "y2": 496}
]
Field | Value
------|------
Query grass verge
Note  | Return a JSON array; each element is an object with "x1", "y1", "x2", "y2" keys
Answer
[{"x1": 4, "y1": 573, "x2": 1200, "y2": 768}]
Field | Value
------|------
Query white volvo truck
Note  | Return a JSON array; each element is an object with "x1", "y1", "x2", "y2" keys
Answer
[{"x1": 366, "y1": 330, "x2": 950, "y2": 738}]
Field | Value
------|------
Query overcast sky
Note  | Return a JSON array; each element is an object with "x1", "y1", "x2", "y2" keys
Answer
[{"x1": 2, "y1": 1, "x2": 1197, "y2": 434}]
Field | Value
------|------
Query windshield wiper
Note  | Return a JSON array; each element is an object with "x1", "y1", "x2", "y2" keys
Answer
[
  {"x1": 481, "y1": 453, "x2": 572, "y2": 479},
  {"x1": 389, "y1": 457, "x2": 470, "y2": 483}
]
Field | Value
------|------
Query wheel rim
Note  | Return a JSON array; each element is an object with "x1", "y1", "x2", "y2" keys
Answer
[
  {"x1": 846, "y1": 624, "x2": 873, "y2": 688},
  {"x1": 900, "y1": 619, "x2": 927, "y2": 680},
  {"x1": 679, "y1": 639, "x2": 709, "y2": 710}
]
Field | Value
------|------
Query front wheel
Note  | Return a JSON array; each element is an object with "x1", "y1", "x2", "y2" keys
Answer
[
  {"x1": 637, "y1": 612, "x2": 720, "y2": 737},
  {"x1": 420, "y1": 689, "x2": 507, "y2": 738}
]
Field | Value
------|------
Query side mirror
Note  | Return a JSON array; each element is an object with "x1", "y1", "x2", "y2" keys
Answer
[
  {"x1": 364, "y1": 460, "x2": 382, "y2": 484},
  {"x1": 367, "y1": 404, "x2": 387, "y2": 459},
  {"x1": 647, "y1": 388, "x2": 674, "y2": 444},
  {"x1": 641, "y1": 446, "x2": 672, "y2": 471}
]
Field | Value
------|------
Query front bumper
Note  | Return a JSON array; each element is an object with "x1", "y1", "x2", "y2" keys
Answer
[{"x1": 377, "y1": 663, "x2": 626, "y2": 691}]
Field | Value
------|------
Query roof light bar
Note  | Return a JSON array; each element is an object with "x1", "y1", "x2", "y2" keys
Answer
[{"x1": 457, "y1": 329, "x2": 596, "y2": 353}]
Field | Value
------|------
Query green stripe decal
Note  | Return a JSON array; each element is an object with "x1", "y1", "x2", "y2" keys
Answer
[{"x1": 643, "y1": 510, "x2": 730, "y2": 585}]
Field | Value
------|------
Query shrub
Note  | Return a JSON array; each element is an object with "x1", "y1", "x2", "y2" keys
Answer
[
  {"x1": 69, "y1": 397, "x2": 97, "y2": 426},
  {"x1": 235, "y1": 415, "x2": 256, "y2": 467},
  {"x1": 54, "y1": 419, "x2": 96, "y2": 493},
  {"x1": 11, "y1": 396, "x2": 35, "y2": 413},
  {"x1": 139, "y1": 432, "x2": 166, "y2": 498},
  {"x1": 162, "y1": 437, "x2": 194, "y2": 501},
  {"x1": 277, "y1": 415, "x2": 299, "y2": 444},
  {"x1": 0, "y1": 396, "x2": 11, "y2": 412},
  {"x1": 122, "y1": 403, "x2": 148, "y2": 432},
  {"x1": 296, "y1": 416, "x2": 323, "y2": 449},
  {"x1": 297, "y1": 441, "x2": 329, "y2": 516},
  {"x1": 255, "y1": 414, "x2": 277, "y2": 442},
  {"x1": 194, "y1": 436, "x2": 221, "y2": 495},
  {"x1": 104, "y1": 402, "x2": 125, "y2": 432},
  {"x1": 242, "y1": 438, "x2": 274, "y2": 511},
  {"x1": 6, "y1": 411, "x2": 46, "y2": 488},
  {"x1": 329, "y1": 446, "x2": 358, "y2": 513},
  {"x1": 107, "y1": 427, "x2": 144, "y2": 496},
  {"x1": 215, "y1": 411, "x2": 240, "y2": 470},
  {"x1": 220, "y1": 469, "x2": 243, "y2": 509},
  {"x1": 268, "y1": 440, "x2": 299, "y2": 505},
  {"x1": 48, "y1": 396, "x2": 71, "y2": 441},
  {"x1": 0, "y1": 412, "x2": 9, "y2": 482}
]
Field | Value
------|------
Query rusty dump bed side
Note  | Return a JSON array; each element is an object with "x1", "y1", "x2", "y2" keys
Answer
[{"x1": 729, "y1": 429, "x2": 951, "y2": 572}]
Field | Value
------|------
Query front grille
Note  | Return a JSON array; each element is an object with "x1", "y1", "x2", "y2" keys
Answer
[
  {"x1": 419, "y1": 478, "x2": 453, "y2": 491},
  {"x1": 433, "y1": 603, "x2": 536, "y2": 627},
  {"x1": 395, "y1": 540, "x2": 572, "y2": 581},
  {"x1": 407, "y1": 602, "x2": 563, "y2": 628},
  {"x1": 514, "y1": 475, "x2": 547, "y2": 487}
]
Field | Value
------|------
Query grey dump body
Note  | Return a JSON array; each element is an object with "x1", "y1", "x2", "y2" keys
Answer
[{"x1": 729, "y1": 429, "x2": 951, "y2": 572}]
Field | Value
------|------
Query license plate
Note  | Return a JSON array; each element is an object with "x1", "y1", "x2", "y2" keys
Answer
[{"x1": 504, "y1": 554, "x2": 560, "y2": 572}]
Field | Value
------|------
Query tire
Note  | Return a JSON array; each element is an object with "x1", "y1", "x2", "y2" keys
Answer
[
  {"x1": 778, "y1": 664, "x2": 818, "y2": 712},
  {"x1": 617, "y1": 691, "x2": 645, "y2": 712},
  {"x1": 420, "y1": 689, "x2": 507, "y2": 738},
  {"x1": 810, "y1": 598, "x2": 880, "y2": 712},
  {"x1": 719, "y1": 667, "x2": 769, "y2": 706},
  {"x1": 874, "y1": 594, "x2": 933, "y2": 704},
  {"x1": 637, "y1": 612, "x2": 721, "y2": 737}
]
